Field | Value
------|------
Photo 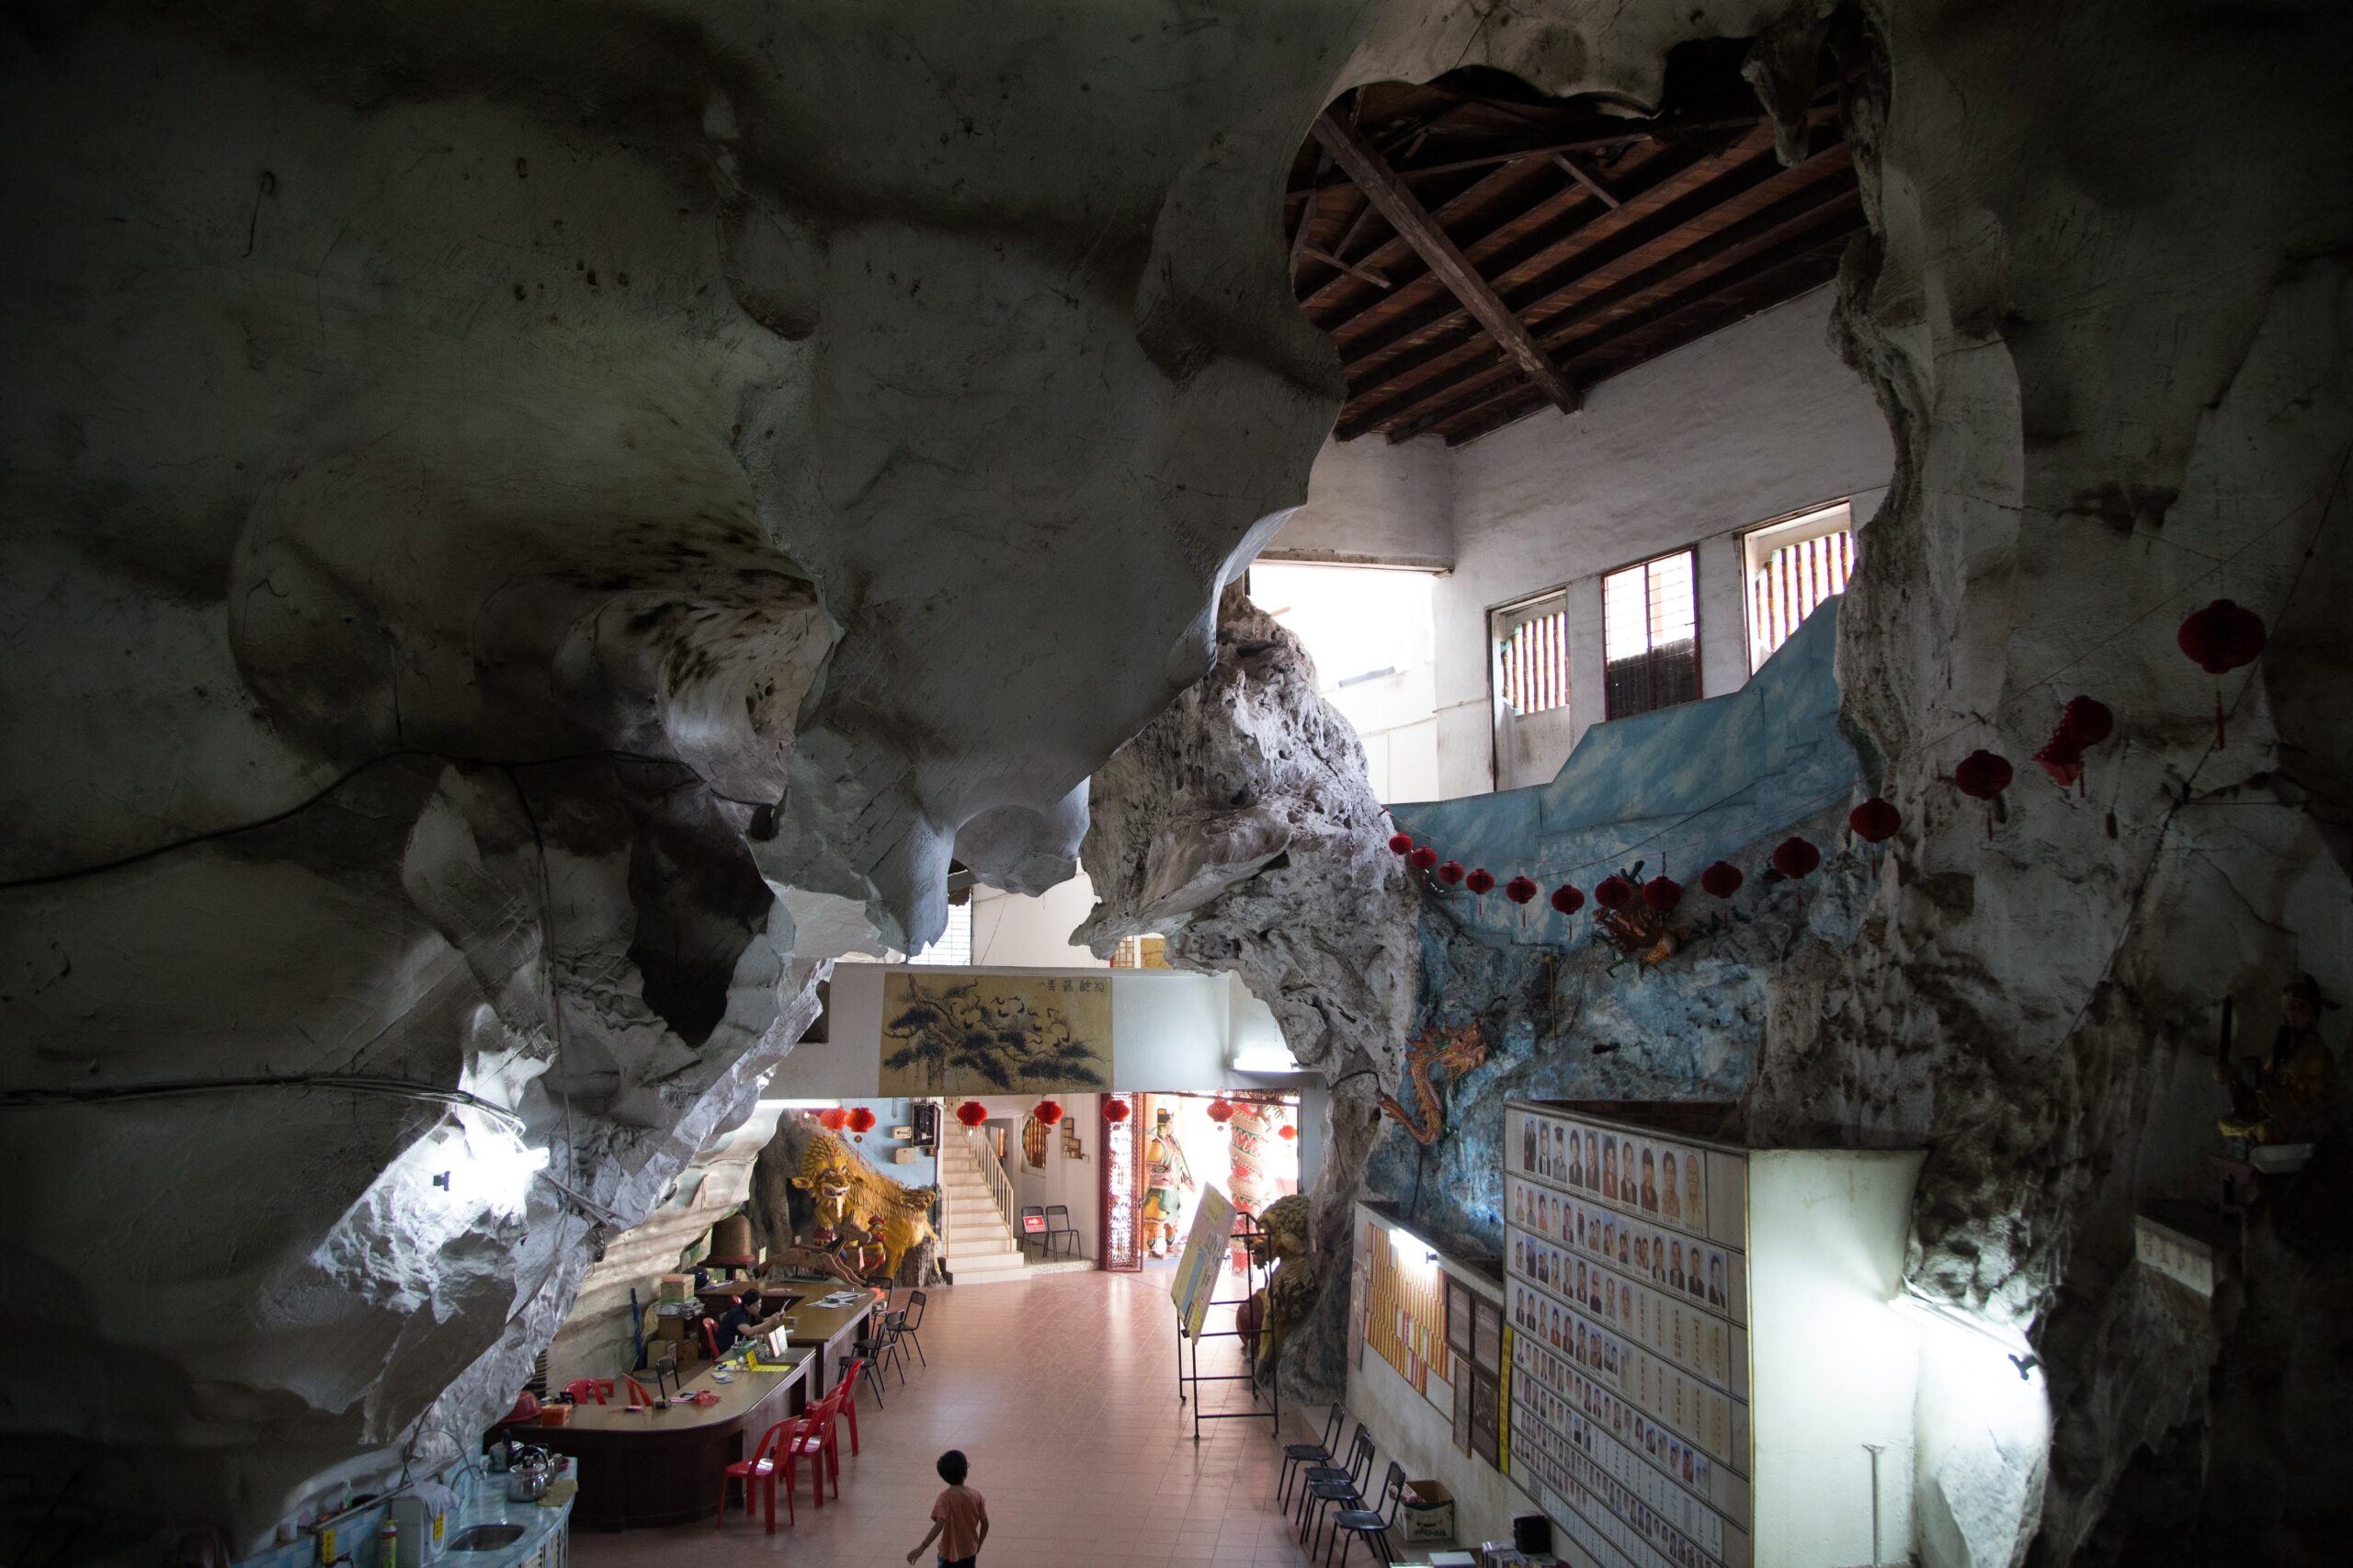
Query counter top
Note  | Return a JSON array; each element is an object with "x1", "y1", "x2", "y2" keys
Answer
[{"x1": 556, "y1": 1351, "x2": 812, "y2": 1435}]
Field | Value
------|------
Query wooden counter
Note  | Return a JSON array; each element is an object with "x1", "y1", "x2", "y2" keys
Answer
[
  {"x1": 501, "y1": 1353, "x2": 813, "y2": 1529},
  {"x1": 779, "y1": 1295, "x2": 880, "y2": 1396}
]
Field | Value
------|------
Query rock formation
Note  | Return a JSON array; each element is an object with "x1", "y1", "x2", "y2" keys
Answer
[
  {"x1": 3, "y1": 0, "x2": 2349, "y2": 1562},
  {"x1": 1079, "y1": 585, "x2": 1422, "y2": 1391}
]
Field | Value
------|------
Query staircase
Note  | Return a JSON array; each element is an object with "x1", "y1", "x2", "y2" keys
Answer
[{"x1": 938, "y1": 1126, "x2": 1029, "y2": 1285}]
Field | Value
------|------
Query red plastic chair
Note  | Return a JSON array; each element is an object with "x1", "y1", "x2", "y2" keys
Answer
[
  {"x1": 717, "y1": 1417, "x2": 798, "y2": 1532},
  {"x1": 563, "y1": 1379, "x2": 613, "y2": 1406},
  {"x1": 785, "y1": 1388, "x2": 844, "y2": 1510},
  {"x1": 831, "y1": 1358, "x2": 866, "y2": 1456},
  {"x1": 700, "y1": 1317, "x2": 722, "y2": 1361},
  {"x1": 621, "y1": 1374, "x2": 655, "y2": 1407}
]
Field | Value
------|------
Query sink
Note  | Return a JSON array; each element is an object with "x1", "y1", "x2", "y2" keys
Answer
[{"x1": 448, "y1": 1523, "x2": 527, "y2": 1551}]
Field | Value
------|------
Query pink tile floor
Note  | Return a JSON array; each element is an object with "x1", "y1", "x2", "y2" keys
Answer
[{"x1": 570, "y1": 1266, "x2": 1351, "y2": 1567}]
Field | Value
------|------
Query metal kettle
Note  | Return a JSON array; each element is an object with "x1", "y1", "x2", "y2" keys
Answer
[{"x1": 505, "y1": 1449, "x2": 551, "y2": 1503}]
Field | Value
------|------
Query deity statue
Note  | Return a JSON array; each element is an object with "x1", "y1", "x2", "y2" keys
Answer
[
  {"x1": 1142, "y1": 1106, "x2": 1196, "y2": 1257},
  {"x1": 2218, "y1": 973, "x2": 2339, "y2": 1147},
  {"x1": 1240, "y1": 1193, "x2": 1313, "y2": 1381}
]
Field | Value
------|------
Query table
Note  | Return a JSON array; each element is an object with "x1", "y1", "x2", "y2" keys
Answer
[
  {"x1": 499, "y1": 1352, "x2": 813, "y2": 1529},
  {"x1": 777, "y1": 1293, "x2": 881, "y2": 1396}
]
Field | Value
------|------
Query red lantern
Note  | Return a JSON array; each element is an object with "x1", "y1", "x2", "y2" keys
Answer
[
  {"x1": 1771, "y1": 837, "x2": 1821, "y2": 879},
  {"x1": 1954, "y1": 749, "x2": 2012, "y2": 801},
  {"x1": 1103, "y1": 1099, "x2": 1131, "y2": 1123},
  {"x1": 1505, "y1": 875, "x2": 1539, "y2": 905},
  {"x1": 1954, "y1": 750, "x2": 2012, "y2": 839},
  {"x1": 2034, "y1": 695, "x2": 2114, "y2": 791},
  {"x1": 1278, "y1": 1124, "x2": 1297, "y2": 1142},
  {"x1": 1034, "y1": 1099, "x2": 1064, "y2": 1127},
  {"x1": 2177, "y1": 599, "x2": 2265, "y2": 746},
  {"x1": 1642, "y1": 875, "x2": 1683, "y2": 914},
  {"x1": 954, "y1": 1100, "x2": 988, "y2": 1128},
  {"x1": 1550, "y1": 884, "x2": 1585, "y2": 915},
  {"x1": 1409, "y1": 846, "x2": 1438, "y2": 871},
  {"x1": 816, "y1": 1107, "x2": 849, "y2": 1131},
  {"x1": 2177, "y1": 598, "x2": 2266, "y2": 674},
  {"x1": 846, "y1": 1107, "x2": 877, "y2": 1138},
  {"x1": 1594, "y1": 875, "x2": 1635, "y2": 910},
  {"x1": 1388, "y1": 832, "x2": 1415, "y2": 856},
  {"x1": 1848, "y1": 797, "x2": 1901, "y2": 845},
  {"x1": 1465, "y1": 868, "x2": 1496, "y2": 895},
  {"x1": 1206, "y1": 1098, "x2": 1235, "y2": 1124},
  {"x1": 1699, "y1": 861, "x2": 1744, "y2": 899},
  {"x1": 2062, "y1": 697, "x2": 2114, "y2": 748},
  {"x1": 1436, "y1": 860, "x2": 1466, "y2": 885}
]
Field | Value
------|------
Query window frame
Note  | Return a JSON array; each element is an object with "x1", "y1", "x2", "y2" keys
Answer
[
  {"x1": 1488, "y1": 587, "x2": 1574, "y2": 721},
  {"x1": 1741, "y1": 499, "x2": 1855, "y2": 673},
  {"x1": 1597, "y1": 545, "x2": 1702, "y2": 721}
]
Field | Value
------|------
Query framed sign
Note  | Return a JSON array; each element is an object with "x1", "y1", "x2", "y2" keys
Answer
[
  {"x1": 1021, "y1": 1213, "x2": 1047, "y2": 1234},
  {"x1": 1447, "y1": 1277, "x2": 1476, "y2": 1361}
]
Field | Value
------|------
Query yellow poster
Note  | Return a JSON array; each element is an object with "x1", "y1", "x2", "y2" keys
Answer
[
  {"x1": 1170, "y1": 1186, "x2": 1235, "y2": 1339},
  {"x1": 1366, "y1": 1222, "x2": 1451, "y2": 1409},
  {"x1": 880, "y1": 972, "x2": 1112, "y2": 1095}
]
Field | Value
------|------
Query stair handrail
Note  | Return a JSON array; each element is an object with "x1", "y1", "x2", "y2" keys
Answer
[{"x1": 964, "y1": 1122, "x2": 1017, "y2": 1234}]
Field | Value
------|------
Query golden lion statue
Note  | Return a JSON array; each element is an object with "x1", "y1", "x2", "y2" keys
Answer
[
  {"x1": 1243, "y1": 1193, "x2": 1314, "y2": 1380},
  {"x1": 790, "y1": 1131, "x2": 938, "y2": 1282}
]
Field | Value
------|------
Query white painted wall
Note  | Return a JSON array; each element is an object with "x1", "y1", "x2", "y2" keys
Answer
[
  {"x1": 1262, "y1": 287, "x2": 1895, "y2": 800},
  {"x1": 968, "y1": 1094, "x2": 1103, "y2": 1260},
  {"x1": 1747, "y1": 1149, "x2": 1926, "y2": 1568},
  {"x1": 768, "y1": 963, "x2": 1291, "y2": 1098},
  {"x1": 1264, "y1": 434, "x2": 1455, "y2": 569},
  {"x1": 967, "y1": 875, "x2": 1108, "y2": 967}
]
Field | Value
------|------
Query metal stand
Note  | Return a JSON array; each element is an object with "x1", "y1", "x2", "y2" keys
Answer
[{"x1": 1175, "y1": 1213, "x2": 1280, "y2": 1442}]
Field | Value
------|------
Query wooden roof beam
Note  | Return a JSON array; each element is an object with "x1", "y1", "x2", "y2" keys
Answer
[{"x1": 1311, "y1": 108, "x2": 1578, "y2": 418}]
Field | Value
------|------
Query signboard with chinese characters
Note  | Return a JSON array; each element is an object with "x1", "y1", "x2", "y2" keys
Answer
[{"x1": 1169, "y1": 1185, "x2": 1236, "y2": 1338}]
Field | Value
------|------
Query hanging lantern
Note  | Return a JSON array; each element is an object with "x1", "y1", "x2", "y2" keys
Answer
[
  {"x1": 1103, "y1": 1098, "x2": 1131, "y2": 1123},
  {"x1": 1550, "y1": 883, "x2": 1585, "y2": 915},
  {"x1": 1594, "y1": 874, "x2": 1635, "y2": 910},
  {"x1": 2034, "y1": 695, "x2": 2114, "y2": 791},
  {"x1": 1034, "y1": 1099, "x2": 1064, "y2": 1127},
  {"x1": 1699, "y1": 860, "x2": 1744, "y2": 899},
  {"x1": 1206, "y1": 1097, "x2": 1235, "y2": 1124},
  {"x1": 2177, "y1": 598, "x2": 2266, "y2": 674},
  {"x1": 1848, "y1": 797, "x2": 1902, "y2": 846},
  {"x1": 1436, "y1": 860, "x2": 1466, "y2": 885},
  {"x1": 846, "y1": 1107, "x2": 877, "y2": 1140},
  {"x1": 1388, "y1": 832, "x2": 1415, "y2": 856},
  {"x1": 954, "y1": 1099, "x2": 988, "y2": 1128},
  {"x1": 816, "y1": 1106, "x2": 850, "y2": 1131},
  {"x1": 1505, "y1": 875, "x2": 1539, "y2": 905},
  {"x1": 1409, "y1": 846, "x2": 1439, "y2": 871},
  {"x1": 2177, "y1": 599, "x2": 2265, "y2": 746},
  {"x1": 1278, "y1": 1124, "x2": 1297, "y2": 1142},
  {"x1": 1642, "y1": 875, "x2": 1683, "y2": 914},
  {"x1": 1465, "y1": 868, "x2": 1496, "y2": 895},
  {"x1": 1954, "y1": 750, "x2": 2013, "y2": 838},
  {"x1": 1771, "y1": 837, "x2": 1821, "y2": 879}
]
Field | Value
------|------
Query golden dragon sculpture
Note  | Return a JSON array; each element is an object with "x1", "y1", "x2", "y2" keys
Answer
[{"x1": 1377, "y1": 1021, "x2": 1489, "y2": 1145}]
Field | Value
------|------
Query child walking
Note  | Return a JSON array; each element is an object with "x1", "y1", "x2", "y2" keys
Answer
[{"x1": 907, "y1": 1449, "x2": 988, "y2": 1568}]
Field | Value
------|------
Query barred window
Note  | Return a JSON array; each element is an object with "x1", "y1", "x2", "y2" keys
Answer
[{"x1": 1601, "y1": 550, "x2": 1699, "y2": 719}]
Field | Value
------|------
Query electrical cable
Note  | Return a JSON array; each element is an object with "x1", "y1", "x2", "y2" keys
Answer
[{"x1": 0, "y1": 1073, "x2": 524, "y2": 1126}]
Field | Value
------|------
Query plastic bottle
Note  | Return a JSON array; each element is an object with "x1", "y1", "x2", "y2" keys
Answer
[{"x1": 377, "y1": 1516, "x2": 398, "y2": 1566}]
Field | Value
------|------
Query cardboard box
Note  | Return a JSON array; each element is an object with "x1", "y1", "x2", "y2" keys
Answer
[
  {"x1": 657, "y1": 1272, "x2": 695, "y2": 1303},
  {"x1": 1401, "y1": 1481, "x2": 1455, "y2": 1543},
  {"x1": 655, "y1": 1316, "x2": 688, "y2": 1342}
]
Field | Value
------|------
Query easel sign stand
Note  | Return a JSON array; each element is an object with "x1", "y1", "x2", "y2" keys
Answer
[{"x1": 1168, "y1": 1188, "x2": 1280, "y2": 1441}]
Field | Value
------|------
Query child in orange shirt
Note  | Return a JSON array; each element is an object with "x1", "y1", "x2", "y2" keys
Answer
[{"x1": 907, "y1": 1449, "x2": 989, "y2": 1568}]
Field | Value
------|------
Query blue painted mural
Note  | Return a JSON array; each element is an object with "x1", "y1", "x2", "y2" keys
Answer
[
  {"x1": 1364, "y1": 600, "x2": 1875, "y2": 1258},
  {"x1": 1389, "y1": 600, "x2": 1860, "y2": 944}
]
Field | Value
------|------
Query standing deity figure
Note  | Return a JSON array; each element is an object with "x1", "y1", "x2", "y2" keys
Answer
[
  {"x1": 1142, "y1": 1107, "x2": 1196, "y2": 1257},
  {"x1": 2219, "y1": 972, "x2": 2340, "y2": 1147}
]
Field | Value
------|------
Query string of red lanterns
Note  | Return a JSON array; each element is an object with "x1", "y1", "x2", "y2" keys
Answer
[{"x1": 1372, "y1": 596, "x2": 2269, "y2": 938}]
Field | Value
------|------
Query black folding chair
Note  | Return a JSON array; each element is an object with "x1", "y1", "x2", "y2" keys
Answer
[
  {"x1": 1044, "y1": 1204, "x2": 1081, "y2": 1260},
  {"x1": 1279, "y1": 1404, "x2": 1347, "y2": 1509},
  {"x1": 1297, "y1": 1424, "x2": 1373, "y2": 1547},
  {"x1": 896, "y1": 1290, "x2": 929, "y2": 1369},
  {"x1": 1325, "y1": 1460, "x2": 1407, "y2": 1564}
]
